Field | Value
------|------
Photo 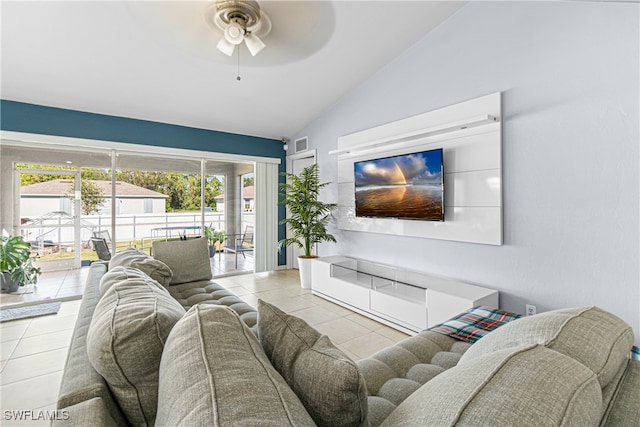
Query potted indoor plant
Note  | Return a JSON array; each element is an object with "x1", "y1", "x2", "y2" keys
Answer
[
  {"x1": 1, "y1": 234, "x2": 42, "y2": 293},
  {"x1": 204, "y1": 226, "x2": 225, "y2": 257},
  {"x1": 278, "y1": 163, "x2": 337, "y2": 288}
]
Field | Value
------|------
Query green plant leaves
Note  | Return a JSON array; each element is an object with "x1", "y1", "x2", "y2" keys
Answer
[
  {"x1": 278, "y1": 164, "x2": 337, "y2": 257},
  {"x1": 0, "y1": 235, "x2": 41, "y2": 286}
]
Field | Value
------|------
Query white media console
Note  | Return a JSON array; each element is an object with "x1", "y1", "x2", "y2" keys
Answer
[{"x1": 311, "y1": 256, "x2": 499, "y2": 335}]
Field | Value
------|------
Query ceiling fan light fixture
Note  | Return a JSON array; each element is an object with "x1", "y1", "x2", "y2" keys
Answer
[
  {"x1": 205, "y1": 0, "x2": 271, "y2": 57},
  {"x1": 244, "y1": 33, "x2": 265, "y2": 56},
  {"x1": 224, "y1": 19, "x2": 245, "y2": 44}
]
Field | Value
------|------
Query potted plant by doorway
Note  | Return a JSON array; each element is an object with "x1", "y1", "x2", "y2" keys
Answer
[
  {"x1": 278, "y1": 163, "x2": 337, "y2": 289},
  {"x1": 0, "y1": 234, "x2": 42, "y2": 293}
]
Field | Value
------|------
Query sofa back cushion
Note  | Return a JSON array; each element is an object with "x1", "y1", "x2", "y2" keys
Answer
[
  {"x1": 99, "y1": 266, "x2": 154, "y2": 295},
  {"x1": 380, "y1": 344, "x2": 602, "y2": 427},
  {"x1": 258, "y1": 300, "x2": 368, "y2": 427},
  {"x1": 107, "y1": 248, "x2": 172, "y2": 288},
  {"x1": 459, "y1": 306, "x2": 634, "y2": 387},
  {"x1": 87, "y1": 276, "x2": 186, "y2": 426},
  {"x1": 155, "y1": 304, "x2": 315, "y2": 426},
  {"x1": 152, "y1": 237, "x2": 212, "y2": 285}
]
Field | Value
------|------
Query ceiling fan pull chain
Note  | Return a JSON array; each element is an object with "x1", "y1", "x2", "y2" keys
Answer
[{"x1": 237, "y1": 47, "x2": 241, "y2": 81}]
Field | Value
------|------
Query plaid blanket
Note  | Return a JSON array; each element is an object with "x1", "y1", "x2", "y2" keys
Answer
[{"x1": 428, "y1": 306, "x2": 522, "y2": 344}]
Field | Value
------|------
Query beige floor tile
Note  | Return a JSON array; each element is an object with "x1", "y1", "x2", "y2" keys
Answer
[
  {"x1": 263, "y1": 296, "x2": 316, "y2": 313},
  {"x1": 314, "y1": 299, "x2": 357, "y2": 316},
  {"x1": 340, "y1": 332, "x2": 396, "y2": 359},
  {"x1": 338, "y1": 347, "x2": 361, "y2": 362},
  {"x1": 0, "y1": 318, "x2": 32, "y2": 331},
  {"x1": 0, "y1": 371, "x2": 63, "y2": 420},
  {"x1": 11, "y1": 329, "x2": 74, "y2": 359},
  {"x1": 314, "y1": 317, "x2": 372, "y2": 345},
  {"x1": 0, "y1": 323, "x2": 30, "y2": 343},
  {"x1": 218, "y1": 283, "x2": 252, "y2": 296},
  {"x1": 345, "y1": 313, "x2": 388, "y2": 331},
  {"x1": 287, "y1": 306, "x2": 343, "y2": 326},
  {"x1": 57, "y1": 300, "x2": 82, "y2": 317},
  {"x1": 1, "y1": 339, "x2": 19, "y2": 363},
  {"x1": 0, "y1": 348, "x2": 68, "y2": 386},
  {"x1": 285, "y1": 287, "x2": 313, "y2": 297},
  {"x1": 240, "y1": 281, "x2": 289, "y2": 293},
  {"x1": 23, "y1": 314, "x2": 77, "y2": 338},
  {"x1": 239, "y1": 294, "x2": 259, "y2": 308},
  {"x1": 252, "y1": 289, "x2": 296, "y2": 304},
  {"x1": 376, "y1": 326, "x2": 410, "y2": 343}
]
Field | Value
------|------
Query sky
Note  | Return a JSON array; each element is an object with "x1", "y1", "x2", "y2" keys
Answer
[{"x1": 354, "y1": 149, "x2": 442, "y2": 187}]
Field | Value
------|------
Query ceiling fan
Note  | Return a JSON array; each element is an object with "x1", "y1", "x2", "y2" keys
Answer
[{"x1": 205, "y1": 0, "x2": 272, "y2": 57}]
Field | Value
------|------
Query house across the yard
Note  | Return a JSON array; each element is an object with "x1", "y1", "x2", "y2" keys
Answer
[{"x1": 20, "y1": 179, "x2": 168, "y2": 217}]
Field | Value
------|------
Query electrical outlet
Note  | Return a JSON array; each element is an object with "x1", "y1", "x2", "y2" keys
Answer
[{"x1": 526, "y1": 304, "x2": 537, "y2": 316}]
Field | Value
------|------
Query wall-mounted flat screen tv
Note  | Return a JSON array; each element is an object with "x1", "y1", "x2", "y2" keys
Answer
[{"x1": 354, "y1": 148, "x2": 444, "y2": 221}]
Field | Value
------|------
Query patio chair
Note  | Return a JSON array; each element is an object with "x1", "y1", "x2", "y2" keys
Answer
[
  {"x1": 90, "y1": 237, "x2": 111, "y2": 261},
  {"x1": 93, "y1": 230, "x2": 112, "y2": 246},
  {"x1": 223, "y1": 225, "x2": 254, "y2": 268}
]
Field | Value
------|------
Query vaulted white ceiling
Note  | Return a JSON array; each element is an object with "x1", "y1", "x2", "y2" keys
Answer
[{"x1": 1, "y1": 1, "x2": 467, "y2": 140}]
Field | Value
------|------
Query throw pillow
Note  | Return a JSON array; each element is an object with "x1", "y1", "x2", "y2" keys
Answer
[
  {"x1": 156, "y1": 304, "x2": 315, "y2": 426},
  {"x1": 107, "y1": 248, "x2": 172, "y2": 288},
  {"x1": 258, "y1": 300, "x2": 368, "y2": 427},
  {"x1": 87, "y1": 277, "x2": 186, "y2": 426},
  {"x1": 152, "y1": 237, "x2": 212, "y2": 285}
]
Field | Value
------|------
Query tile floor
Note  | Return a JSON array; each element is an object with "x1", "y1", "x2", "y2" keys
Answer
[
  {"x1": 0, "y1": 269, "x2": 89, "y2": 308},
  {"x1": 0, "y1": 269, "x2": 408, "y2": 426}
]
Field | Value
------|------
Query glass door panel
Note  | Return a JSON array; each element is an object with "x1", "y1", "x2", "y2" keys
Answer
[
  {"x1": 18, "y1": 167, "x2": 81, "y2": 271},
  {"x1": 113, "y1": 154, "x2": 203, "y2": 251}
]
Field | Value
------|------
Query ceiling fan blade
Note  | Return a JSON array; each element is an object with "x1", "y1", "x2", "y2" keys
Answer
[
  {"x1": 217, "y1": 37, "x2": 236, "y2": 56},
  {"x1": 244, "y1": 33, "x2": 265, "y2": 56}
]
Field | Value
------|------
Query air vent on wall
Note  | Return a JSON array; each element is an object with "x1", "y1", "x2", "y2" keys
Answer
[{"x1": 294, "y1": 137, "x2": 308, "y2": 153}]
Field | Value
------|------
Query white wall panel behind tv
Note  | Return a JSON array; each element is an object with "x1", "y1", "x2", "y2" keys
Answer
[
  {"x1": 335, "y1": 93, "x2": 502, "y2": 245},
  {"x1": 446, "y1": 169, "x2": 501, "y2": 207}
]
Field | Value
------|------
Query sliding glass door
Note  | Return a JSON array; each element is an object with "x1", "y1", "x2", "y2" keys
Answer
[
  {"x1": 10, "y1": 146, "x2": 113, "y2": 271},
  {"x1": 2, "y1": 139, "x2": 278, "y2": 275},
  {"x1": 18, "y1": 168, "x2": 81, "y2": 271}
]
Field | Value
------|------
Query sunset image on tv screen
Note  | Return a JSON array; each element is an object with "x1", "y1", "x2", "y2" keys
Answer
[{"x1": 354, "y1": 149, "x2": 444, "y2": 221}]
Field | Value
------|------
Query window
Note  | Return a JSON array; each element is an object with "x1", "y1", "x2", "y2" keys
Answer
[{"x1": 143, "y1": 198, "x2": 153, "y2": 213}]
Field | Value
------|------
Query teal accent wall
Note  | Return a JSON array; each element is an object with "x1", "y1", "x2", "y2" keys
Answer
[{"x1": 0, "y1": 99, "x2": 287, "y2": 265}]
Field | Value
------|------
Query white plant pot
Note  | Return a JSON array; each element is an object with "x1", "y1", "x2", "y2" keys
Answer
[{"x1": 297, "y1": 256, "x2": 316, "y2": 289}]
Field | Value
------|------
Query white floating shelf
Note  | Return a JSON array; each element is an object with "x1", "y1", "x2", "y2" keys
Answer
[{"x1": 328, "y1": 114, "x2": 498, "y2": 156}]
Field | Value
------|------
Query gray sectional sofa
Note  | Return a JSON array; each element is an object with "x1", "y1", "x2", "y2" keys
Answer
[{"x1": 55, "y1": 237, "x2": 640, "y2": 426}]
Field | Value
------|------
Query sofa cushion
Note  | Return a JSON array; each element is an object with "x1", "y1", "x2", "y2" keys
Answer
[
  {"x1": 107, "y1": 248, "x2": 172, "y2": 288},
  {"x1": 258, "y1": 300, "x2": 368, "y2": 427},
  {"x1": 380, "y1": 344, "x2": 602, "y2": 427},
  {"x1": 459, "y1": 306, "x2": 634, "y2": 387},
  {"x1": 167, "y1": 279, "x2": 258, "y2": 331},
  {"x1": 56, "y1": 262, "x2": 128, "y2": 427},
  {"x1": 152, "y1": 237, "x2": 212, "y2": 285},
  {"x1": 357, "y1": 330, "x2": 470, "y2": 427},
  {"x1": 155, "y1": 304, "x2": 315, "y2": 426},
  {"x1": 86, "y1": 276, "x2": 186, "y2": 426},
  {"x1": 99, "y1": 266, "x2": 156, "y2": 295}
]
